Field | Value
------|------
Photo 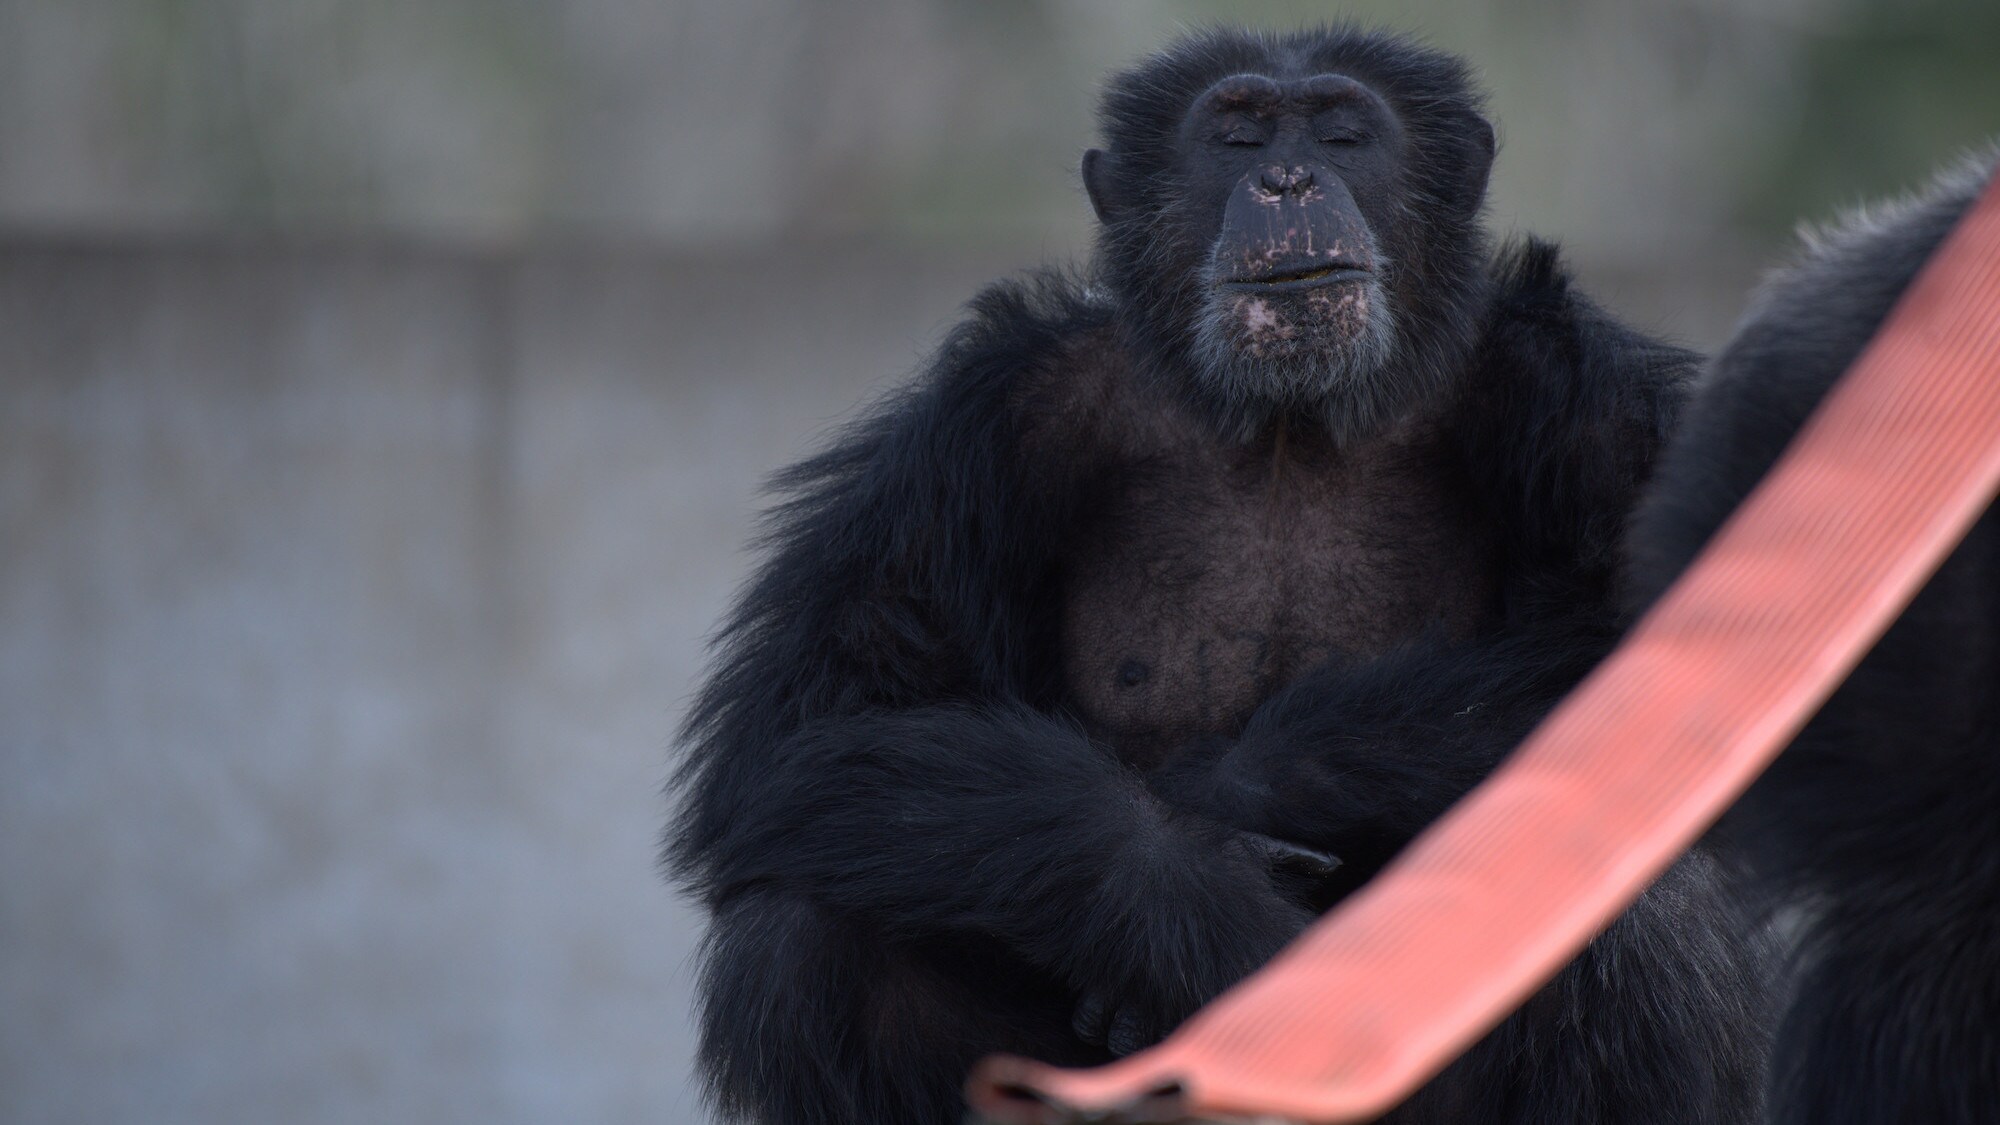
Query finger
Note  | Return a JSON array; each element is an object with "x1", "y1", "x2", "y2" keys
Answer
[
  {"x1": 1106, "y1": 1007, "x2": 1151, "y2": 1058},
  {"x1": 1241, "y1": 830, "x2": 1342, "y2": 879}
]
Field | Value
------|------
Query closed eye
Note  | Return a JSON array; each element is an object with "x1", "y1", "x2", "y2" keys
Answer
[
  {"x1": 1320, "y1": 131, "x2": 1371, "y2": 146},
  {"x1": 1220, "y1": 130, "x2": 1266, "y2": 146}
]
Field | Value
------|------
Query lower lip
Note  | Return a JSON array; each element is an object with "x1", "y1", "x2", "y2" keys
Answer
[{"x1": 1220, "y1": 269, "x2": 1371, "y2": 293}]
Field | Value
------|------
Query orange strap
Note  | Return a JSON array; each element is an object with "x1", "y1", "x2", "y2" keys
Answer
[{"x1": 969, "y1": 173, "x2": 2000, "y2": 1125}]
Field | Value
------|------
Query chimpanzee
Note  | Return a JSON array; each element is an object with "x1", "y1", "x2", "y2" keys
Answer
[
  {"x1": 1627, "y1": 149, "x2": 2000, "y2": 1125},
  {"x1": 670, "y1": 26, "x2": 1773, "y2": 1125}
]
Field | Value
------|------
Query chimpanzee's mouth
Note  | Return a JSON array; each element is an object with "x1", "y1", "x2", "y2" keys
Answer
[{"x1": 1221, "y1": 264, "x2": 1371, "y2": 292}]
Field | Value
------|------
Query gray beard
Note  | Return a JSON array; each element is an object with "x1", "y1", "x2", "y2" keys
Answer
[{"x1": 1188, "y1": 273, "x2": 1403, "y2": 445}]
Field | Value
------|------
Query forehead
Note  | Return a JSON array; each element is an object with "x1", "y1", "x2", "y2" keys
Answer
[{"x1": 1195, "y1": 72, "x2": 1378, "y2": 114}]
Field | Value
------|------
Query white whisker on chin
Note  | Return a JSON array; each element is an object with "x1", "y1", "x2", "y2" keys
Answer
[{"x1": 1188, "y1": 277, "x2": 1411, "y2": 445}]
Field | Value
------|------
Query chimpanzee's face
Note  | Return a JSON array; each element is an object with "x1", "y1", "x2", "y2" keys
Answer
[
  {"x1": 1085, "y1": 56, "x2": 1491, "y2": 445},
  {"x1": 1170, "y1": 72, "x2": 1405, "y2": 412}
]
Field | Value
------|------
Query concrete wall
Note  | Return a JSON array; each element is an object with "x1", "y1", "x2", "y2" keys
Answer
[{"x1": 0, "y1": 239, "x2": 1015, "y2": 1123}]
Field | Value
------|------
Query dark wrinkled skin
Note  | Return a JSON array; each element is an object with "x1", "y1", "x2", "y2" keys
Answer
[{"x1": 669, "y1": 25, "x2": 1774, "y2": 1125}]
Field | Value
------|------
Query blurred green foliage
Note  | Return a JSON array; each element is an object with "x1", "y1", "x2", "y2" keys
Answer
[
  {"x1": 1745, "y1": 0, "x2": 2000, "y2": 231},
  {"x1": 2, "y1": 0, "x2": 1993, "y2": 253}
]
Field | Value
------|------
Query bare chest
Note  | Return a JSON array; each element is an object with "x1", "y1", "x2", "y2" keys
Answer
[{"x1": 1059, "y1": 420, "x2": 1498, "y2": 766}]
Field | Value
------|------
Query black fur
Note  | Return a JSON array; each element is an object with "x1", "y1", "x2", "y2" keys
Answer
[
  {"x1": 671, "y1": 26, "x2": 1771, "y2": 1124},
  {"x1": 1627, "y1": 149, "x2": 2000, "y2": 1124}
]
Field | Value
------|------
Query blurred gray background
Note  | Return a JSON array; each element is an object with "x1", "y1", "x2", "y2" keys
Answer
[{"x1": 2, "y1": 1, "x2": 1994, "y2": 1122}]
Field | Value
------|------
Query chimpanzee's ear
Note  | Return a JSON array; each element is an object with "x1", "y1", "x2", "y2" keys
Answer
[{"x1": 1081, "y1": 148, "x2": 1120, "y2": 225}]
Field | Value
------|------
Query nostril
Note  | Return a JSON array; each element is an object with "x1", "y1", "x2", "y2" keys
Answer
[{"x1": 1258, "y1": 166, "x2": 1315, "y2": 195}]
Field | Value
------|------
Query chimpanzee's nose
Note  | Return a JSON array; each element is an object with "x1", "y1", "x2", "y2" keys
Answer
[{"x1": 1259, "y1": 165, "x2": 1315, "y2": 194}]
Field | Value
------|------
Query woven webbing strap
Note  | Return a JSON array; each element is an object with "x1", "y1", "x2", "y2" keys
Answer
[{"x1": 970, "y1": 173, "x2": 2000, "y2": 1124}]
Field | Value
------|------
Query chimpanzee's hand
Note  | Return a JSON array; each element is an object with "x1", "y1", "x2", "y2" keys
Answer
[
  {"x1": 1069, "y1": 828, "x2": 1335, "y2": 1056},
  {"x1": 1150, "y1": 723, "x2": 1397, "y2": 858},
  {"x1": 1236, "y1": 828, "x2": 1342, "y2": 902},
  {"x1": 1147, "y1": 733, "x2": 1296, "y2": 833}
]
